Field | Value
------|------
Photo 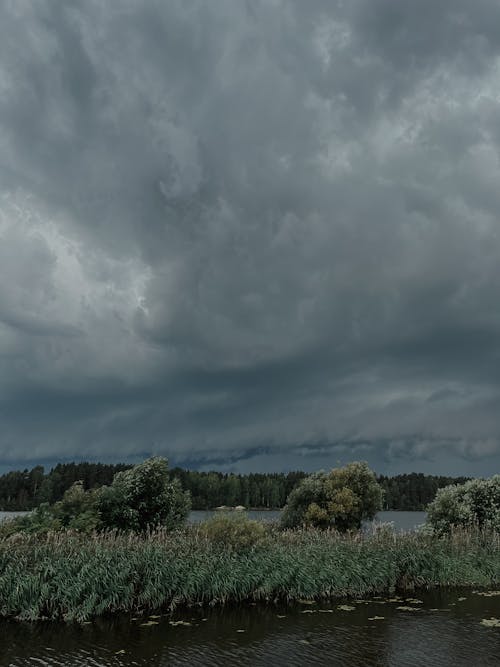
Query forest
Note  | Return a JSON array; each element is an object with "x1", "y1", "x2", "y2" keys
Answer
[{"x1": 0, "y1": 462, "x2": 469, "y2": 512}]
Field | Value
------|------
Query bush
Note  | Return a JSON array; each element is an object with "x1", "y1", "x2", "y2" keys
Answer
[
  {"x1": 0, "y1": 504, "x2": 61, "y2": 538},
  {"x1": 427, "y1": 476, "x2": 500, "y2": 534},
  {"x1": 198, "y1": 512, "x2": 268, "y2": 551},
  {"x1": 281, "y1": 461, "x2": 383, "y2": 531},
  {"x1": 97, "y1": 457, "x2": 191, "y2": 531},
  {"x1": 51, "y1": 481, "x2": 101, "y2": 531}
]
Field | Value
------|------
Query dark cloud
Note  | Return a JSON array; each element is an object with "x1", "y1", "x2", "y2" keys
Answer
[{"x1": 0, "y1": 0, "x2": 499, "y2": 474}]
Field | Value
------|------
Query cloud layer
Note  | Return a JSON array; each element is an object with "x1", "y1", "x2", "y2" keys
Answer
[{"x1": 1, "y1": 0, "x2": 500, "y2": 474}]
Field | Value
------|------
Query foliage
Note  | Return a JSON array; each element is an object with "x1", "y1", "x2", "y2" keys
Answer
[
  {"x1": 0, "y1": 524, "x2": 498, "y2": 621},
  {"x1": 281, "y1": 462, "x2": 383, "y2": 530},
  {"x1": 0, "y1": 504, "x2": 61, "y2": 538},
  {"x1": 377, "y1": 472, "x2": 470, "y2": 511},
  {"x1": 427, "y1": 476, "x2": 500, "y2": 534},
  {"x1": 52, "y1": 482, "x2": 101, "y2": 532},
  {"x1": 97, "y1": 457, "x2": 191, "y2": 532},
  {"x1": 0, "y1": 458, "x2": 191, "y2": 535},
  {"x1": 0, "y1": 461, "x2": 470, "y2": 512},
  {"x1": 197, "y1": 512, "x2": 268, "y2": 551}
]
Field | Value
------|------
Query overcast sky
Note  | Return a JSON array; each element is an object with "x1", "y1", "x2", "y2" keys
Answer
[{"x1": 1, "y1": 1, "x2": 500, "y2": 476}]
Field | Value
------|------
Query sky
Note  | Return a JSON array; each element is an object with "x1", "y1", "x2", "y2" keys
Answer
[{"x1": 1, "y1": 0, "x2": 500, "y2": 477}]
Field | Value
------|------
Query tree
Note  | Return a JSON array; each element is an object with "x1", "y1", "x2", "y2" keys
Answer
[
  {"x1": 53, "y1": 481, "x2": 101, "y2": 532},
  {"x1": 280, "y1": 462, "x2": 383, "y2": 531},
  {"x1": 427, "y1": 476, "x2": 500, "y2": 534},
  {"x1": 97, "y1": 457, "x2": 191, "y2": 531}
]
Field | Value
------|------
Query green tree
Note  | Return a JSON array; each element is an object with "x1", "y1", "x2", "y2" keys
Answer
[
  {"x1": 427, "y1": 476, "x2": 500, "y2": 534},
  {"x1": 97, "y1": 457, "x2": 191, "y2": 531},
  {"x1": 52, "y1": 481, "x2": 101, "y2": 532},
  {"x1": 281, "y1": 462, "x2": 383, "y2": 531}
]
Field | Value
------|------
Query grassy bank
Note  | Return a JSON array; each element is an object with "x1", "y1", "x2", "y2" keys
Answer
[{"x1": 0, "y1": 526, "x2": 498, "y2": 621}]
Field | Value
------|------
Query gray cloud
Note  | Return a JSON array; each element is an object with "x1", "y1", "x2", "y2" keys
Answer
[{"x1": 1, "y1": 0, "x2": 500, "y2": 475}]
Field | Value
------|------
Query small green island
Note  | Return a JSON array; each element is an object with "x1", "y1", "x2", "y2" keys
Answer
[{"x1": 0, "y1": 458, "x2": 498, "y2": 622}]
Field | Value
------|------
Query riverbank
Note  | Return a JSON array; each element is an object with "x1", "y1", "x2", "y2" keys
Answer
[{"x1": 0, "y1": 525, "x2": 498, "y2": 622}]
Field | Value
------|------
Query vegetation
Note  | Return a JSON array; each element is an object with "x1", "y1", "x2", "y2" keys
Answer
[
  {"x1": 0, "y1": 462, "x2": 130, "y2": 510},
  {"x1": 97, "y1": 458, "x2": 191, "y2": 532},
  {"x1": 280, "y1": 462, "x2": 383, "y2": 530},
  {"x1": 0, "y1": 523, "x2": 497, "y2": 621},
  {"x1": 0, "y1": 458, "x2": 190, "y2": 536},
  {"x1": 0, "y1": 465, "x2": 498, "y2": 623},
  {"x1": 197, "y1": 512, "x2": 267, "y2": 551},
  {"x1": 377, "y1": 473, "x2": 470, "y2": 511},
  {"x1": 0, "y1": 462, "x2": 469, "y2": 512},
  {"x1": 427, "y1": 476, "x2": 500, "y2": 534}
]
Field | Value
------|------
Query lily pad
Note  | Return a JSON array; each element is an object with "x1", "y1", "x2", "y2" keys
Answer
[{"x1": 169, "y1": 620, "x2": 192, "y2": 627}]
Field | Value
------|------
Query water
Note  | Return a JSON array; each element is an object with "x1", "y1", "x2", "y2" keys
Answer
[
  {"x1": 1, "y1": 589, "x2": 499, "y2": 666},
  {"x1": 0, "y1": 510, "x2": 427, "y2": 532},
  {"x1": 0, "y1": 511, "x2": 29, "y2": 523},
  {"x1": 189, "y1": 510, "x2": 427, "y2": 531}
]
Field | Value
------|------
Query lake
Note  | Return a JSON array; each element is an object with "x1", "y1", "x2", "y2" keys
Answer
[
  {"x1": 187, "y1": 510, "x2": 427, "y2": 531},
  {"x1": 1, "y1": 589, "x2": 499, "y2": 666},
  {"x1": 1, "y1": 510, "x2": 427, "y2": 533},
  {"x1": 1, "y1": 509, "x2": 427, "y2": 531}
]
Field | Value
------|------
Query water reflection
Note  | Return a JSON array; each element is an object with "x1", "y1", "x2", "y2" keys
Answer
[{"x1": 1, "y1": 590, "x2": 499, "y2": 667}]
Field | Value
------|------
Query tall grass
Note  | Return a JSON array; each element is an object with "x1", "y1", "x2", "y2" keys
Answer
[{"x1": 0, "y1": 525, "x2": 498, "y2": 621}]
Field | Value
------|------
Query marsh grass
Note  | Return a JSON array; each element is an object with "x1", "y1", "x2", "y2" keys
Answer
[{"x1": 0, "y1": 524, "x2": 498, "y2": 621}]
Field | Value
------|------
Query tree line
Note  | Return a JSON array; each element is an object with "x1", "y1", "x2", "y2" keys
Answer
[{"x1": 0, "y1": 461, "x2": 470, "y2": 512}]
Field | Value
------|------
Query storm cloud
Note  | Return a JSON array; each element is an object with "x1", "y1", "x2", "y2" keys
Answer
[{"x1": 1, "y1": 0, "x2": 500, "y2": 475}]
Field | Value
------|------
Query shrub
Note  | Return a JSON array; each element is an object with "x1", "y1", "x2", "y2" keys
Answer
[
  {"x1": 198, "y1": 512, "x2": 268, "y2": 551},
  {"x1": 97, "y1": 457, "x2": 191, "y2": 531},
  {"x1": 427, "y1": 476, "x2": 500, "y2": 534},
  {"x1": 0, "y1": 504, "x2": 61, "y2": 538},
  {"x1": 281, "y1": 461, "x2": 383, "y2": 530},
  {"x1": 52, "y1": 481, "x2": 101, "y2": 531}
]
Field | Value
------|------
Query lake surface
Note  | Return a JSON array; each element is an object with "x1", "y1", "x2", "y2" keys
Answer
[
  {"x1": 1, "y1": 589, "x2": 499, "y2": 666},
  {"x1": 190, "y1": 510, "x2": 428, "y2": 531},
  {"x1": 1, "y1": 510, "x2": 427, "y2": 532},
  {"x1": 0, "y1": 512, "x2": 30, "y2": 522}
]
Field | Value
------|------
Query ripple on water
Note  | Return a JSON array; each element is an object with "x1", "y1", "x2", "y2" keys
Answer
[{"x1": 1, "y1": 590, "x2": 500, "y2": 667}]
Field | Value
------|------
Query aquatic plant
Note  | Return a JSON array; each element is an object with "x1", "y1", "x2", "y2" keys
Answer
[{"x1": 0, "y1": 524, "x2": 498, "y2": 622}]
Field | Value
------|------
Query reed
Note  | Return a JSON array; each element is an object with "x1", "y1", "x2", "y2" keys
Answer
[{"x1": 0, "y1": 524, "x2": 498, "y2": 621}]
